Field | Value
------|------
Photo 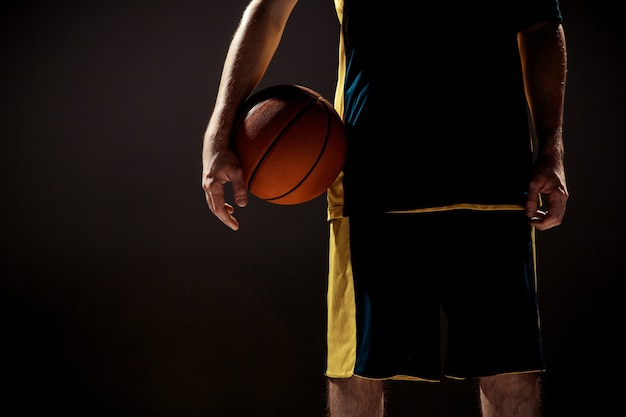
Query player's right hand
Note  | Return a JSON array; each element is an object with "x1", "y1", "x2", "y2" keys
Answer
[{"x1": 202, "y1": 147, "x2": 248, "y2": 231}]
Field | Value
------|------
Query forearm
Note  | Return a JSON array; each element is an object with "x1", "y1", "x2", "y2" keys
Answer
[
  {"x1": 518, "y1": 22, "x2": 567, "y2": 161},
  {"x1": 205, "y1": 0, "x2": 297, "y2": 156}
]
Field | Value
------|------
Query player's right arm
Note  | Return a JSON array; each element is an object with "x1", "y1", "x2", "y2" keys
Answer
[{"x1": 203, "y1": 0, "x2": 299, "y2": 231}]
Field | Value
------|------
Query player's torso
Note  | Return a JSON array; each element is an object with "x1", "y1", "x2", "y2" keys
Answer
[{"x1": 334, "y1": 0, "x2": 541, "y2": 214}]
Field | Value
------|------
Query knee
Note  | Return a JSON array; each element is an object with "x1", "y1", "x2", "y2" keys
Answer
[
  {"x1": 327, "y1": 376, "x2": 385, "y2": 406},
  {"x1": 479, "y1": 372, "x2": 542, "y2": 410}
]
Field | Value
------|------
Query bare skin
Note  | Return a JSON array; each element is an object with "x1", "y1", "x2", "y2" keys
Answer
[
  {"x1": 328, "y1": 373, "x2": 542, "y2": 417},
  {"x1": 480, "y1": 373, "x2": 542, "y2": 417},
  {"x1": 519, "y1": 22, "x2": 569, "y2": 231},
  {"x1": 327, "y1": 377, "x2": 384, "y2": 417},
  {"x1": 202, "y1": 0, "x2": 299, "y2": 231}
]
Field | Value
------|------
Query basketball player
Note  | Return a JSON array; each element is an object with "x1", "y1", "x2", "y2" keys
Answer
[{"x1": 202, "y1": 1, "x2": 569, "y2": 416}]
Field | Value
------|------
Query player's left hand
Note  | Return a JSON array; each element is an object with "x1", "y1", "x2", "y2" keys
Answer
[{"x1": 525, "y1": 158, "x2": 569, "y2": 231}]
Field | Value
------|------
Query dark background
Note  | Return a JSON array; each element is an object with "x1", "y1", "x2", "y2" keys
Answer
[{"x1": 1, "y1": 1, "x2": 623, "y2": 416}]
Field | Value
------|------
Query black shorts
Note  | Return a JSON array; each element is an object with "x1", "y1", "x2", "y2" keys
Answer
[{"x1": 325, "y1": 209, "x2": 545, "y2": 381}]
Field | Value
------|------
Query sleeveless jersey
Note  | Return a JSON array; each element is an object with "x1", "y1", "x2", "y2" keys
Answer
[{"x1": 328, "y1": 0, "x2": 563, "y2": 218}]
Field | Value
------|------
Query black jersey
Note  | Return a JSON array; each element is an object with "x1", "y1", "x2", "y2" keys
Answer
[{"x1": 328, "y1": 0, "x2": 563, "y2": 217}]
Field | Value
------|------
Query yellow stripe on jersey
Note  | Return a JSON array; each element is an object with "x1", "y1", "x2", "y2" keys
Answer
[
  {"x1": 326, "y1": 0, "x2": 347, "y2": 221},
  {"x1": 325, "y1": 216, "x2": 357, "y2": 378},
  {"x1": 386, "y1": 204, "x2": 526, "y2": 214}
]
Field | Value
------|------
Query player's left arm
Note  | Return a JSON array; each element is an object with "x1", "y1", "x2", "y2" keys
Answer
[{"x1": 518, "y1": 21, "x2": 569, "y2": 230}]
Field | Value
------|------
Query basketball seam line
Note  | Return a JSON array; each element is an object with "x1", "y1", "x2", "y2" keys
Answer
[
  {"x1": 248, "y1": 97, "x2": 322, "y2": 200},
  {"x1": 266, "y1": 98, "x2": 332, "y2": 202}
]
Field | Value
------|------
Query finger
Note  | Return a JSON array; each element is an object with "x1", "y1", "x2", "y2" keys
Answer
[
  {"x1": 204, "y1": 180, "x2": 240, "y2": 231},
  {"x1": 534, "y1": 193, "x2": 566, "y2": 231},
  {"x1": 529, "y1": 212, "x2": 561, "y2": 231},
  {"x1": 231, "y1": 176, "x2": 249, "y2": 208},
  {"x1": 219, "y1": 203, "x2": 240, "y2": 231},
  {"x1": 206, "y1": 192, "x2": 240, "y2": 231},
  {"x1": 524, "y1": 191, "x2": 540, "y2": 220}
]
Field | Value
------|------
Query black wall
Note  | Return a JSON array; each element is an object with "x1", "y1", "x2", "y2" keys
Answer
[{"x1": 1, "y1": 1, "x2": 623, "y2": 416}]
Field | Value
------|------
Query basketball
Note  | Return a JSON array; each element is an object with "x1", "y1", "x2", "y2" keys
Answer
[{"x1": 231, "y1": 84, "x2": 346, "y2": 205}]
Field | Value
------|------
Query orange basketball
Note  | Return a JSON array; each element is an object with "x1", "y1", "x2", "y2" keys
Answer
[{"x1": 231, "y1": 84, "x2": 346, "y2": 205}]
